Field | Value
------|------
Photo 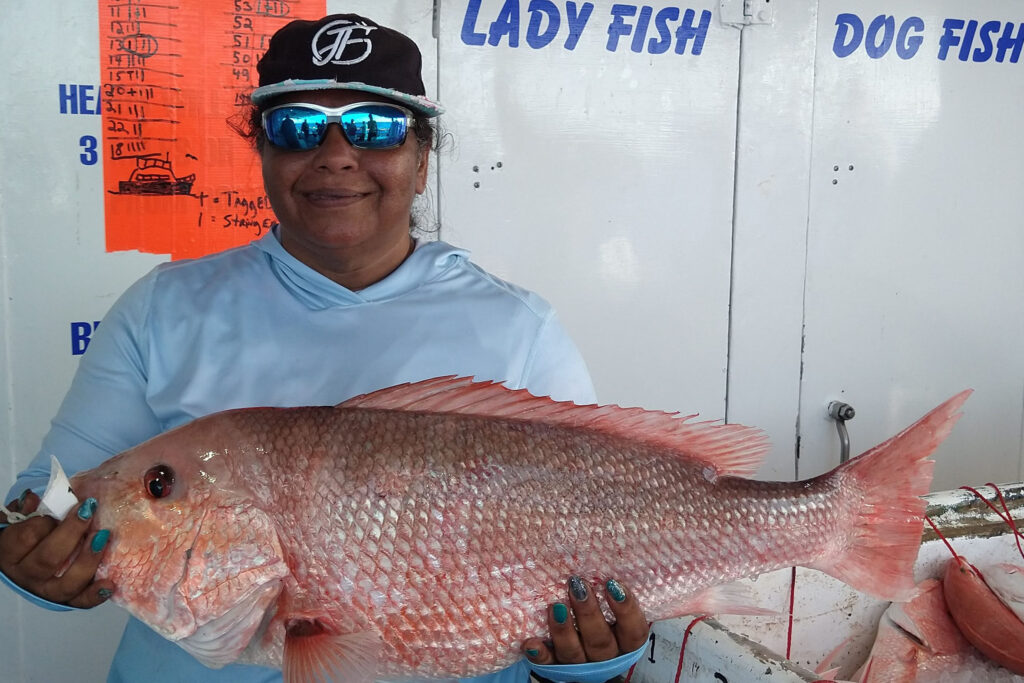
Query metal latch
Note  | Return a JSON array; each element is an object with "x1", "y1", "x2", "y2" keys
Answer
[
  {"x1": 719, "y1": 0, "x2": 774, "y2": 27},
  {"x1": 827, "y1": 401, "x2": 856, "y2": 463}
]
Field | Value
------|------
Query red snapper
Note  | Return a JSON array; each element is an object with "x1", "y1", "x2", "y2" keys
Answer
[{"x1": 67, "y1": 377, "x2": 971, "y2": 682}]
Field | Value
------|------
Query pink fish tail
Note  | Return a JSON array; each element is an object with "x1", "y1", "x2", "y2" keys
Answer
[{"x1": 817, "y1": 390, "x2": 972, "y2": 602}]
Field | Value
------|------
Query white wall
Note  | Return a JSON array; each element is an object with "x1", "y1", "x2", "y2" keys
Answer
[
  {"x1": 1, "y1": 1, "x2": 160, "y2": 681},
  {"x1": 1, "y1": 0, "x2": 1021, "y2": 680},
  {"x1": 438, "y1": 0, "x2": 741, "y2": 421},
  {"x1": 795, "y1": 1, "x2": 1024, "y2": 485}
]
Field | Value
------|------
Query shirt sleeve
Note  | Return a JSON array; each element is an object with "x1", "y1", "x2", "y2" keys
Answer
[
  {"x1": 2, "y1": 271, "x2": 164, "y2": 611},
  {"x1": 5, "y1": 271, "x2": 163, "y2": 502},
  {"x1": 519, "y1": 311, "x2": 596, "y2": 405},
  {"x1": 526, "y1": 639, "x2": 649, "y2": 682}
]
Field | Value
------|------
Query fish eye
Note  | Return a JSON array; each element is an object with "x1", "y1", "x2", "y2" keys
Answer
[{"x1": 144, "y1": 465, "x2": 175, "y2": 499}]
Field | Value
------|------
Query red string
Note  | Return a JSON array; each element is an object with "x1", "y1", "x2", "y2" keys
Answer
[
  {"x1": 985, "y1": 482, "x2": 1024, "y2": 560},
  {"x1": 925, "y1": 515, "x2": 960, "y2": 560},
  {"x1": 960, "y1": 484, "x2": 1024, "y2": 560},
  {"x1": 676, "y1": 615, "x2": 710, "y2": 683},
  {"x1": 786, "y1": 566, "x2": 797, "y2": 660},
  {"x1": 623, "y1": 661, "x2": 637, "y2": 683}
]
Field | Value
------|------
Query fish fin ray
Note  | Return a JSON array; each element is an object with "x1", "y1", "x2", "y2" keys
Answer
[
  {"x1": 283, "y1": 622, "x2": 382, "y2": 683},
  {"x1": 339, "y1": 376, "x2": 769, "y2": 477},
  {"x1": 814, "y1": 632, "x2": 856, "y2": 677},
  {"x1": 666, "y1": 582, "x2": 778, "y2": 618},
  {"x1": 814, "y1": 390, "x2": 972, "y2": 602}
]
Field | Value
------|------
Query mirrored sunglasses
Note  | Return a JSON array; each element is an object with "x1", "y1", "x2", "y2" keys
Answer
[{"x1": 261, "y1": 101, "x2": 414, "y2": 151}]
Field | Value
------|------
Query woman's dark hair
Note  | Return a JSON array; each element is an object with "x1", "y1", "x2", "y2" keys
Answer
[{"x1": 230, "y1": 98, "x2": 438, "y2": 153}]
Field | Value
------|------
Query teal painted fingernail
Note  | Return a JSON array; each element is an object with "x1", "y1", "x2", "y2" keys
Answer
[
  {"x1": 568, "y1": 575, "x2": 588, "y2": 601},
  {"x1": 552, "y1": 603, "x2": 569, "y2": 624},
  {"x1": 525, "y1": 648, "x2": 539, "y2": 658},
  {"x1": 77, "y1": 498, "x2": 97, "y2": 521},
  {"x1": 18, "y1": 489, "x2": 30, "y2": 506},
  {"x1": 98, "y1": 588, "x2": 113, "y2": 600},
  {"x1": 91, "y1": 529, "x2": 110, "y2": 553},
  {"x1": 607, "y1": 579, "x2": 627, "y2": 603}
]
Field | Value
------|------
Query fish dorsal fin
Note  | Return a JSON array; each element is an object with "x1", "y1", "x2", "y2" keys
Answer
[{"x1": 339, "y1": 376, "x2": 768, "y2": 477}]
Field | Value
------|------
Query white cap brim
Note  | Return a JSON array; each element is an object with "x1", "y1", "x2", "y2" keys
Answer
[{"x1": 251, "y1": 79, "x2": 443, "y2": 117}]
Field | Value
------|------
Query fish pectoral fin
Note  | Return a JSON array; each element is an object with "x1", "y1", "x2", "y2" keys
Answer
[{"x1": 282, "y1": 620, "x2": 382, "y2": 683}]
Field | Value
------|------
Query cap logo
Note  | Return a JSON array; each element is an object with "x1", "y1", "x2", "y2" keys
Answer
[{"x1": 312, "y1": 19, "x2": 377, "y2": 67}]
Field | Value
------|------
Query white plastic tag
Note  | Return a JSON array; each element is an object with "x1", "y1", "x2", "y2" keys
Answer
[
  {"x1": 1, "y1": 456, "x2": 79, "y2": 525},
  {"x1": 37, "y1": 455, "x2": 80, "y2": 521}
]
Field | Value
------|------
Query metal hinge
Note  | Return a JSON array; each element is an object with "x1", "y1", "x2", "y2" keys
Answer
[{"x1": 719, "y1": 0, "x2": 774, "y2": 27}]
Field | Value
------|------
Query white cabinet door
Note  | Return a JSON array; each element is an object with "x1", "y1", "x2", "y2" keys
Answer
[
  {"x1": 795, "y1": 2, "x2": 1024, "y2": 488},
  {"x1": 437, "y1": 0, "x2": 742, "y2": 421}
]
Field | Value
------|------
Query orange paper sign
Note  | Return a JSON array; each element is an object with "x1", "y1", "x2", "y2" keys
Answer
[{"x1": 100, "y1": 0, "x2": 325, "y2": 260}]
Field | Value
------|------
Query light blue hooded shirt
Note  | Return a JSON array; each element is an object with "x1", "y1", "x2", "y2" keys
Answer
[{"x1": 3, "y1": 229, "x2": 645, "y2": 683}]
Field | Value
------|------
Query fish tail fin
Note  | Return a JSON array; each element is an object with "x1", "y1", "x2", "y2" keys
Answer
[{"x1": 815, "y1": 390, "x2": 972, "y2": 602}]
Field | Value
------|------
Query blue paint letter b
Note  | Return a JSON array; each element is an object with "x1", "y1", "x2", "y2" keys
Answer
[{"x1": 71, "y1": 321, "x2": 101, "y2": 356}]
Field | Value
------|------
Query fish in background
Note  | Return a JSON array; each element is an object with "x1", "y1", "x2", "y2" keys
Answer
[
  {"x1": 943, "y1": 558, "x2": 1024, "y2": 675},
  {"x1": 979, "y1": 563, "x2": 1024, "y2": 625},
  {"x1": 843, "y1": 515, "x2": 1024, "y2": 683},
  {"x1": 63, "y1": 377, "x2": 970, "y2": 683},
  {"x1": 855, "y1": 578, "x2": 971, "y2": 682}
]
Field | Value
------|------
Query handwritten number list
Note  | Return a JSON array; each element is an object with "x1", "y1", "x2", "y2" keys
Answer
[{"x1": 100, "y1": 0, "x2": 321, "y2": 259}]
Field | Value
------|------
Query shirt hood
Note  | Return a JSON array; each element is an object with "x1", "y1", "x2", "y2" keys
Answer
[{"x1": 252, "y1": 226, "x2": 469, "y2": 310}]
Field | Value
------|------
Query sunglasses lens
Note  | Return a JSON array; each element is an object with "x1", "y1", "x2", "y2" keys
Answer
[
  {"x1": 263, "y1": 104, "x2": 411, "y2": 151},
  {"x1": 264, "y1": 107, "x2": 328, "y2": 151},
  {"x1": 340, "y1": 105, "x2": 409, "y2": 149}
]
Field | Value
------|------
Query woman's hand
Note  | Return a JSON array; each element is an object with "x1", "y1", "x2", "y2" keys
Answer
[
  {"x1": 522, "y1": 577, "x2": 649, "y2": 665},
  {"x1": 0, "y1": 490, "x2": 114, "y2": 608}
]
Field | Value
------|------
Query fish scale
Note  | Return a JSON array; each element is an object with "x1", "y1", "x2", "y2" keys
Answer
[{"x1": 67, "y1": 378, "x2": 971, "y2": 682}]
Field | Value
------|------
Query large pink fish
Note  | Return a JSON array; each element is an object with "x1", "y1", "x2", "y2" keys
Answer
[
  {"x1": 67, "y1": 378, "x2": 970, "y2": 683},
  {"x1": 855, "y1": 578, "x2": 970, "y2": 682},
  {"x1": 943, "y1": 557, "x2": 1024, "y2": 674}
]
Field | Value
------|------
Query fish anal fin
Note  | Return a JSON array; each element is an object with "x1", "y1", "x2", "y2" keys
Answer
[
  {"x1": 339, "y1": 376, "x2": 769, "y2": 477},
  {"x1": 665, "y1": 581, "x2": 779, "y2": 619},
  {"x1": 282, "y1": 620, "x2": 382, "y2": 683}
]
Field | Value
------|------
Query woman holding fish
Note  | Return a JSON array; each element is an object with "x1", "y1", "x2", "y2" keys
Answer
[{"x1": 0, "y1": 13, "x2": 649, "y2": 683}]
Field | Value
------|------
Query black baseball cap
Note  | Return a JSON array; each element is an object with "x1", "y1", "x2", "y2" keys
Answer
[{"x1": 252, "y1": 14, "x2": 443, "y2": 117}]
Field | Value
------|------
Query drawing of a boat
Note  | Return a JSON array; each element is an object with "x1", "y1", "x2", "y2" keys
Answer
[{"x1": 118, "y1": 155, "x2": 195, "y2": 195}]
